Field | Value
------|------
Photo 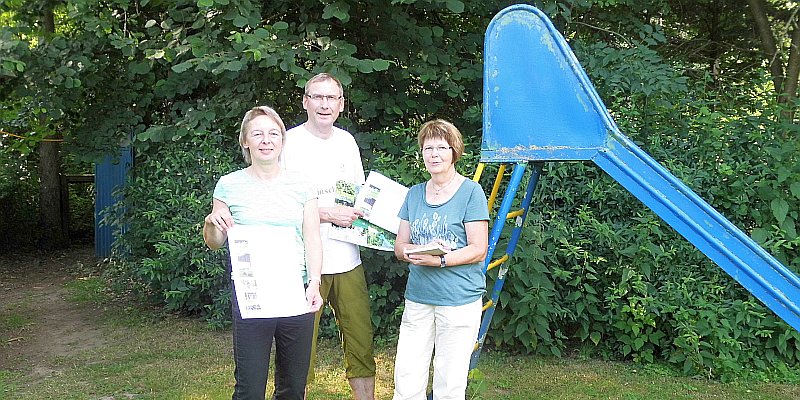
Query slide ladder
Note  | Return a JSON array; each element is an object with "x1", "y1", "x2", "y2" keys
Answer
[
  {"x1": 469, "y1": 4, "x2": 800, "y2": 373},
  {"x1": 469, "y1": 161, "x2": 542, "y2": 370}
]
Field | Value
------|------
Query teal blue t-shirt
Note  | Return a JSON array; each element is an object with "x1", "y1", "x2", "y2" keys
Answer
[
  {"x1": 213, "y1": 169, "x2": 316, "y2": 281},
  {"x1": 398, "y1": 179, "x2": 490, "y2": 306}
]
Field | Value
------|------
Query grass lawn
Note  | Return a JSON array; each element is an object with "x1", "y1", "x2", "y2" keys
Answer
[{"x1": 2, "y1": 273, "x2": 800, "y2": 399}]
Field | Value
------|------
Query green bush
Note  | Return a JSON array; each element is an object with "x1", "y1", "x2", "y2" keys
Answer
[
  {"x1": 0, "y1": 148, "x2": 38, "y2": 251},
  {"x1": 107, "y1": 97, "x2": 800, "y2": 381},
  {"x1": 109, "y1": 127, "x2": 238, "y2": 327}
]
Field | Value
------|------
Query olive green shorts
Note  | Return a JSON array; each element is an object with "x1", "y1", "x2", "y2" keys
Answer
[{"x1": 307, "y1": 264, "x2": 376, "y2": 382}]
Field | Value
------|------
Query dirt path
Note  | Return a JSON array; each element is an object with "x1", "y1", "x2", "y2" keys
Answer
[{"x1": 0, "y1": 245, "x2": 106, "y2": 378}]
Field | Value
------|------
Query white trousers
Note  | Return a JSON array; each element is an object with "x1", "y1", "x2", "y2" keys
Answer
[{"x1": 392, "y1": 298, "x2": 482, "y2": 400}]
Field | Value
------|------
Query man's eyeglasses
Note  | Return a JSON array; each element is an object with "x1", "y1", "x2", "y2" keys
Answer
[
  {"x1": 305, "y1": 93, "x2": 343, "y2": 102},
  {"x1": 422, "y1": 146, "x2": 452, "y2": 155}
]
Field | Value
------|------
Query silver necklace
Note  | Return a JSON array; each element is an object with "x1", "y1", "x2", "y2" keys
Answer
[{"x1": 432, "y1": 173, "x2": 457, "y2": 196}]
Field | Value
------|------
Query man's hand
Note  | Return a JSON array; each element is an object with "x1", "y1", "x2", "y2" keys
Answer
[{"x1": 322, "y1": 205, "x2": 364, "y2": 228}]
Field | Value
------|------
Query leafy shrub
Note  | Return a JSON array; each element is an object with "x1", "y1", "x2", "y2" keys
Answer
[
  {"x1": 107, "y1": 91, "x2": 800, "y2": 381},
  {"x1": 109, "y1": 127, "x2": 238, "y2": 327},
  {"x1": 0, "y1": 148, "x2": 38, "y2": 251}
]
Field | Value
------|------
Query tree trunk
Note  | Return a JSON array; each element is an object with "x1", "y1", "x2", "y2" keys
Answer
[
  {"x1": 746, "y1": 0, "x2": 784, "y2": 95},
  {"x1": 783, "y1": 23, "x2": 800, "y2": 121},
  {"x1": 38, "y1": 139, "x2": 67, "y2": 249},
  {"x1": 746, "y1": 0, "x2": 799, "y2": 123},
  {"x1": 37, "y1": 5, "x2": 67, "y2": 249}
]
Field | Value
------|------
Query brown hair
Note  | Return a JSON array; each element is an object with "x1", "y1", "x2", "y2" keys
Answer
[{"x1": 417, "y1": 119, "x2": 464, "y2": 163}]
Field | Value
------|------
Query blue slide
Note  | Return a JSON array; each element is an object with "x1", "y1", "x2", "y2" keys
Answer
[{"x1": 481, "y1": 5, "x2": 800, "y2": 332}]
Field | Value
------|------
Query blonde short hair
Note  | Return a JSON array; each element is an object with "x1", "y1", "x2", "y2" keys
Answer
[
  {"x1": 238, "y1": 106, "x2": 286, "y2": 164},
  {"x1": 417, "y1": 119, "x2": 464, "y2": 163}
]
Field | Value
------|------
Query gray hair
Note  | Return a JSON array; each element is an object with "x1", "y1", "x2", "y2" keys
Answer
[{"x1": 304, "y1": 73, "x2": 344, "y2": 97}]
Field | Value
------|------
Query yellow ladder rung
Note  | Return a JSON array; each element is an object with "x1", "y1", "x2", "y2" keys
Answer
[
  {"x1": 507, "y1": 208, "x2": 524, "y2": 219},
  {"x1": 472, "y1": 163, "x2": 486, "y2": 182},
  {"x1": 487, "y1": 164, "x2": 507, "y2": 211},
  {"x1": 482, "y1": 299, "x2": 494, "y2": 311},
  {"x1": 486, "y1": 254, "x2": 509, "y2": 272}
]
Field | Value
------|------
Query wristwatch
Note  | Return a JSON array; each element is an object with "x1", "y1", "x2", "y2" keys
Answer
[{"x1": 439, "y1": 255, "x2": 446, "y2": 268}]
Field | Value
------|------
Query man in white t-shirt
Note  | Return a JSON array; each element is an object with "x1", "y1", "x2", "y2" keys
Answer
[{"x1": 282, "y1": 73, "x2": 376, "y2": 400}]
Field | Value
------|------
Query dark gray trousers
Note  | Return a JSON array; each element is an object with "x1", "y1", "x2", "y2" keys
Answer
[{"x1": 231, "y1": 289, "x2": 314, "y2": 400}]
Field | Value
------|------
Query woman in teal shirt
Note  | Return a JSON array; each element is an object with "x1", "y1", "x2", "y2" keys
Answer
[{"x1": 393, "y1": 119, "x2": 490, "y2": 400}]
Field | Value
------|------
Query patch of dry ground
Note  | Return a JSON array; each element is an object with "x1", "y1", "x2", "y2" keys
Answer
[{"x1": 0, "y1": 245, "x2": 106, "y2": 379}]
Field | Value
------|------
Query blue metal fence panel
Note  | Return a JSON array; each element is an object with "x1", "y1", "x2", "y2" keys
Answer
[{"x1": 94, "y1": 147, "x2": 132, "y2": 258}]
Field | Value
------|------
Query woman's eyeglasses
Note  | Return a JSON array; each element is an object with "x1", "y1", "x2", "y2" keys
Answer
[{"x1": 422, "y1": 146, "x2": 452, "y2": 155}]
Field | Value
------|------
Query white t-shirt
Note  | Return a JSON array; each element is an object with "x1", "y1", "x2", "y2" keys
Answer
[{"x1": 282, "y1": 124, "x2": 365, "y2": 274}]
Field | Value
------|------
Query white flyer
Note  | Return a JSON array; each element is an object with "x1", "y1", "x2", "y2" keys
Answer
[
  {"x1": 353, "y1": 171, "x2": 409, "y2": 234},
  {"x1": 227, "y1": 225, "x2": 309, "y2": 319}
]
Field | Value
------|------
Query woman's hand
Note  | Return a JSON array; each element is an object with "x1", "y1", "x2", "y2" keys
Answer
[
  {"x1": 306, "y1": 281, "x2": 323, "y2": 312},
  {"x1": 404, "y1": 253, "x2": 440, "y2": 267},
  {"x1": 203, "y1": 199, "x2": 232, "y2": 250},
  {"x1": 432, "y1": 238, "x2": 452, "y2": 251},
  {"x1": 204, "y1": 206, "x2": 234, "y2": 233}
]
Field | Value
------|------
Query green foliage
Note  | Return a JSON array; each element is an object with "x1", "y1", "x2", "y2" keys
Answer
[
  {"x1": 65, "y1": 181, "x2": 94, "y2": 240},
  {"x1": 0, "y1": 29, "x2": 26, "y2": 78},
  {"x1": 110, "y1": 128, "x2": 237, "y2": 327},
  {"x1": 0, "y1": 139, "x2": 38, "y2": 251}
]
